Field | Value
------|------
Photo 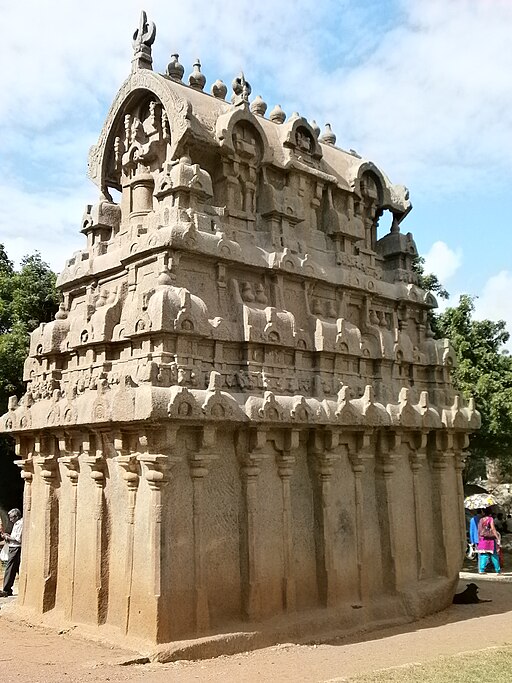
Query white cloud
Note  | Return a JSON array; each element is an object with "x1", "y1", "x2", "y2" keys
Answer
[
  {"x1": 423, "y1": 241, "x2": 462, "y2": 283},
  {"x1": 475, "y1": 271, "x2": 512, "y2": 326},
  {"x1": 473, "y1": 270, "x2": 512, "y2": 351},
  {"x1": 0, "y1": 181, "x2": 87, "y2": 271}
]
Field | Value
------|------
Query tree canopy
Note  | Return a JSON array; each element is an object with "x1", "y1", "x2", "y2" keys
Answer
[
  {"x1": 0, "y1": 245, "x2": 59, "y2": 512},
  {"x1": 434, "y1": 294, "x2": 512, "y2": 480},
  {"x1": 0, "y1": 247, "x2": 59, "y2": 413}
]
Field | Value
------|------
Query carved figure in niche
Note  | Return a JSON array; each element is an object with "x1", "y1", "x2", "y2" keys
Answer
[
  {"x1": 236, "y1": 370, "x2": 254, "y2": 391},
  {"x1": 254, "y1": 284, "x2": 267, "y2": 304},
  {"x1": 241, "y1": 282, "x2": 255, "y2": 302},
  {"x1": 295, "y1": 127, "x2": 313, "y2": 153},
  {"x1": 232, "y1": 122, "x2": 261, "y2": 216},
  {"x1": 109, "y1": 97, "x2": 170, "y2": 215},
  {"x1": 178, "y1": 401, "x2": 192, "y2": 417}
]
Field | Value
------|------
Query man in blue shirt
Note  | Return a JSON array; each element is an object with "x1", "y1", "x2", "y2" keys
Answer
[{"x1": 469, "y1": 509, "x2": 482, "y2": 548}]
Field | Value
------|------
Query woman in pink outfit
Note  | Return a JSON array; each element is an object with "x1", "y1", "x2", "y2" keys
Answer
[{"x1": 477, "y1": 508, "x2": 501, "y2": 574}]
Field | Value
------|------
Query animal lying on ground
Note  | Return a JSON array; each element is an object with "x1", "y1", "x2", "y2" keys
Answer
[{"x1": 452, "y1": 582, "x2": 492, "y2": 604}]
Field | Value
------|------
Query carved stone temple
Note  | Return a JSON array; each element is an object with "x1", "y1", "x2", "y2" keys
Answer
[{"x1": 1, "y1": 12, "x2": 479, "y2": 659}]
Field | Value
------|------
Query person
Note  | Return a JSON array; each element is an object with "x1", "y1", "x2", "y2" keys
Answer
[
  {"x1": 469, "y1": 510, "x2": 481, "y2": 549},
  {"x1": 0, "y1": 508, "x2": 23, "y2": 597},
  {"x1": 506, "y1": 514, "x2": 512, "y2": 534},
  {"x1": 477, "y1": 508, "x2": 501, "y2": 575}
]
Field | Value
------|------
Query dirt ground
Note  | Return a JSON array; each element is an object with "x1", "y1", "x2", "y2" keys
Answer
[{"x1": 1, "y1": 572, "x2": 512, "y2": 683}]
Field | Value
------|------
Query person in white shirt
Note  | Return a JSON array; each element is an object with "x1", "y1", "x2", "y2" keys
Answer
[{"x1": 0, "y1": 508, "x2": 23, "y2": 597}]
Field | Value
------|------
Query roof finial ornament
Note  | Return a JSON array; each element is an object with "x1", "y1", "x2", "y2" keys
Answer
[
  {"x1": 188, "y1": 59, "x2": 206, "y2": 91},
  {"x1": 319, "y1": 123, "x2": 336, "y2": 145},
  {"x1": 167, "y1": 53, "x2": 184, "y2": 81},
  {"x1": 231, "y1": 72, "x2": 252, "y2": 106},
  {"x1": 131, "y1": 10, "x2": 156, "y2": 72},
  {"x1": 211, "y1": 79, "x2": 228, "y2": 99},
  {"x1": 250, "y1": 95, "x2": 267, "y2": 117},
  {"x1": 269, "y1": 104, "x2": 286, "y2": 124}
]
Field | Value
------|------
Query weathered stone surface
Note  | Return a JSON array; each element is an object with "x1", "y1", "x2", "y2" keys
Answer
[{"x1": 0, "y1": 11, "x2": 479, "y2": 657}]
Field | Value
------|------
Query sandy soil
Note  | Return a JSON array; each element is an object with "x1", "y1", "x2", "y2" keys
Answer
[{"x1": 1, "y1": 573, "x2": 512, "y2": 683}]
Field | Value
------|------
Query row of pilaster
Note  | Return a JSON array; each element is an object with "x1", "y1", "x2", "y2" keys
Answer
[{"x1": 12, "y1": 424, "x2": 468, "y2": 639}]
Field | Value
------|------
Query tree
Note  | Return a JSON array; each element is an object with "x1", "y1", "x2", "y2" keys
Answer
[
  {"x1": 0, "y1": 246, "x2": 59, "y2": 512},
  {"x1": 412, "y1": 255, "x2": 449, "y2": 301},
  {"x1": 435, "y1": 295, "x2": 512, "y2": 481}
]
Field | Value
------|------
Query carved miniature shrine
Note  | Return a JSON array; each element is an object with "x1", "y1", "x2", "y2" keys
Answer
[{"x1": 1, "y1": 12, "x2": 479, "y2": 658}]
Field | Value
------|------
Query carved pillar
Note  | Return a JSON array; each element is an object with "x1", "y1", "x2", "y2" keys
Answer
[
  {"x1": 309, "y1": 430, "x2": 341, "y2": 607},
  {"x1": 15, "y1": 437, "x2": 34, "y2": 606},
  {"x1": 237, "y1": 428, "x2": 267, "y2": 621},
  {"x1": 376, "y1": 431, "x2": 402, "y2": 592},
  {"x1": 137, "y1": 429, "x2": 173, "y2": 641},
  {"x1": 349, "y1": 431, "x2": 372, "y2": 604},
  {"x1": 188, "y1": 425, "x2": 217, "y2": 633},
  {"x1": 409, "y1": 433, "x2": 427, "y2": 580},
  {"x1": 83, "y1": 433, "x2": 106, "y2": 623},
  {"x1": 59, "y1": 433, "x2": 80, "y2": 620},
  {"x1": 276, "y1": 429, "x2": 299, "y2": 612},
  {"x1": 430, "y1": 432, "x2": 453, "y2": 577},
  {"x1": 33, "y1": 433, "x2": 58, "y2": 612},
  {"x1": 454, "y1": 435, "x2": 469, "y2": 564},
  {"x1": 114, "y1": 431, "x2": 139, "y2": 634}
]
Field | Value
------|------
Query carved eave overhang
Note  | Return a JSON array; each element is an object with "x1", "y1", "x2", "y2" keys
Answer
[{"x1": 2, "y1": 383, "x2": 481, "y2": 434}]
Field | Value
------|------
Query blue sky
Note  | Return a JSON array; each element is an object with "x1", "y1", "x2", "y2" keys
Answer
[{"x1": 1, "y1": 0, "x2": 512, "y2": 341}]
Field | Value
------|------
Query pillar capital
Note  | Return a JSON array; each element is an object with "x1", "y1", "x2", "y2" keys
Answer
[{"x1": 16, "y1": 456, "x2": 34, "y2": 482}]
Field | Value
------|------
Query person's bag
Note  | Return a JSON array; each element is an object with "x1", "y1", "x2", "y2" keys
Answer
[
  {"x1": 0, "y1": 542, "x2": 9, "y2": 563},
  {"x1": 482, "y1": 519, "x2": 495, "y2": 539}
]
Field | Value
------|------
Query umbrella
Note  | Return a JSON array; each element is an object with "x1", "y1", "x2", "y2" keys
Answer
[{"x1": 464, "y1": 492, "x2": 499, "y2": 510}]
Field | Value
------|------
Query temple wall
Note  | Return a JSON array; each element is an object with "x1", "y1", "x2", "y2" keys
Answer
[{"x1": 10, "y1": 425, "x2": 468, "y2": 648}]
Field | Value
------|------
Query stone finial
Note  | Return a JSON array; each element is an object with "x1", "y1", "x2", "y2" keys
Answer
[
  {"x1": 231, "y1": 73, "x2": 252, "y2": 106},
  {"x1": 166, "y1": 53, "x2": 184, "y2": 81},
  {"x1": 211, "y1": 79, "x2": 227, "y2": 99},
  {"x1": 269, "y1": 104, "x2": 286, "y2": 124},
  {"x1": 250, "y1": 95, "x2": 267, "y2": 116},
  {"x1": 157, "y1": 268, "x2": 173, "y2": 286},
  {"x1": 188, "y1": 59, "x2": 206, "y2": 91},
  {"x1": 55, "y1": 303, "x2": 68, "y2": 320},
  {"x1": 131, "y1": 10, "x2": 156, "y2": 72},
  {"x1": 310, "y1": 120, "x2": 321, "y2": 138},
  {"x1": 319, "y1": 123, "x2": 336, "y2": 145}
]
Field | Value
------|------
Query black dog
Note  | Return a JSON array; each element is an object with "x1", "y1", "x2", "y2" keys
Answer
[{"x1": 452, "y1": 582, "x2": 492, "y2": 604}]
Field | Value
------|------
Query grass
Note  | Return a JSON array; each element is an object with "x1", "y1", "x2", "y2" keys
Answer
[{"x1": 348, "y1": 645, "x2": 512, "y2": 682}]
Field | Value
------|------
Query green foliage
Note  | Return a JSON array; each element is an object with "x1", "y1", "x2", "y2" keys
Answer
[
  {"x1": 0, "y1": 247, "x2": 59, "y2": 414},
  {"x1": 412, "y1": 255, "x2": 449, "y2": 301},
  {"x1": 0, "y1": 246, "x2": 59, "y2": 511},
  {"x1": 435, "y1": 295, "x2": 512, "y2": 480}
]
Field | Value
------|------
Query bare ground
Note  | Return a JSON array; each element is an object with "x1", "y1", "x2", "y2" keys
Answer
[{"x1": 1, "y1": 570, "x2": 512, "y2": 683}]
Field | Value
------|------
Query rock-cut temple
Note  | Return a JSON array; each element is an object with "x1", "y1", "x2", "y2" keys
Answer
[{"x1": 0, "y1": 11, "x2": 479, "y2": 659}]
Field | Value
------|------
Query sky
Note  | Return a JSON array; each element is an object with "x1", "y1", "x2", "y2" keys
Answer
[{"x1": 1, "y1": 0, "x2": 512, "y2": 343}]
